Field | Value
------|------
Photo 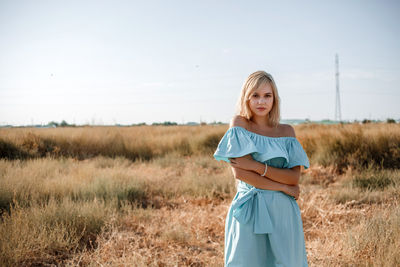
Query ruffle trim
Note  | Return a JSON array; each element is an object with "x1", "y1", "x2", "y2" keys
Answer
[{"x1": 213, "y1": 126, "x2": 310, "y2": 169}]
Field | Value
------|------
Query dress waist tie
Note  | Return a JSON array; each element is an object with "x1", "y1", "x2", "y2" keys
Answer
[{"x1": 231, "y1": 184, "x2": 274, "y2": 234}]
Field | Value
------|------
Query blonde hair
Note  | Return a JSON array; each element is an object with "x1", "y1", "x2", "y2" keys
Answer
[{"x1": 235, "y1": 70, "x2": 281, "y2": 127}]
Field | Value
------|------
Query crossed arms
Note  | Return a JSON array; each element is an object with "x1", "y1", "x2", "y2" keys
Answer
[{"x1": 229, "y1": 154, "x2": 301, "y2": 199}]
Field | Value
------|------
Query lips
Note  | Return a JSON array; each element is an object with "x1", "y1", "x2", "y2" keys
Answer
[{"x1": 257, "y1": 107, "x2": 266, "y2": 111}]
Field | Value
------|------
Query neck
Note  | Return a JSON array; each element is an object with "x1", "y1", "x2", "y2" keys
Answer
[{"x1": 251, "y1": 114, "x2": 270, "y2": 128}]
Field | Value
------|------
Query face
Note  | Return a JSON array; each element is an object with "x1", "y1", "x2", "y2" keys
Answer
[{"x1": 248, "y1": 82, "x2": 274, "y2": 117}]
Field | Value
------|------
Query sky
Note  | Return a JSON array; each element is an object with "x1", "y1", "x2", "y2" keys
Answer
[{"x1": 0, "y1": 0, "x2": 399, "y2": 126}]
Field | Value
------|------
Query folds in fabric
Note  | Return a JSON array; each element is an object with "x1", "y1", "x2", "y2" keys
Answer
[
  {"x1": 231, "y1": 186, "x2": 274, "y2": 234},
  {"x1": 213, "y1": 126, "x2": 310, "y2": 169}
]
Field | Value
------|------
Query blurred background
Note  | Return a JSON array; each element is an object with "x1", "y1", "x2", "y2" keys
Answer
[{"x1": 0, "y1": 0, "x2": 399, "y2": 126}]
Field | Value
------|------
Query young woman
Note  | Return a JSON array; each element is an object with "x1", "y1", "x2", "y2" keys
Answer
[{"x1": 214, "y1": 70, "x2": 310, "y2": 267}]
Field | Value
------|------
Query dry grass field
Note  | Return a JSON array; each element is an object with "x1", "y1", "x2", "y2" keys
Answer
[{"x1": 0, "y1": 123, "x2": 399, "y2": 266}]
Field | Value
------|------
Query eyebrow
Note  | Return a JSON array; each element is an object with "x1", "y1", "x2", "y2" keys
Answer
[{"x1": 253, "y1": 92, "x2": 272, "y2": 94}]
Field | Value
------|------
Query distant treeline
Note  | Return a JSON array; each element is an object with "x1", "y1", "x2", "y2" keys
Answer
[
  {"x1": 0, "y1": 118, "x2": 398, "y2": 128},
  {"x1": 1, "y1": 120, "x2": 226, "y2": 128}
]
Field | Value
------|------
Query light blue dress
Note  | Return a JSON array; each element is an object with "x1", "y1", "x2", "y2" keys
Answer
[{"x1": 213, "y1": 126, "x2": 310, "y2": 267}]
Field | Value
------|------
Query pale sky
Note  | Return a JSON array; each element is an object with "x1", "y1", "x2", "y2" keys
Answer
[{"x1": 1, "y1": 0, "x2": 399, "y2": 126}]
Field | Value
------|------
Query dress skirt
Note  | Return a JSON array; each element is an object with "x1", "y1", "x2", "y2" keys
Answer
[{"x1": 224, "y1": 181, "x2": 308, "y2": 267}]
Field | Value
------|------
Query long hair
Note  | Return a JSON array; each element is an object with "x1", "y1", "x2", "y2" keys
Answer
[{"x1": 235, "y1": 70, "x2": 281, "y2": 127}]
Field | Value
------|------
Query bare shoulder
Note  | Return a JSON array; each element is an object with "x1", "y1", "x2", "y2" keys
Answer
[
  {"x1": 278, "y1": 123, "x2": 296, "y2": 137},
  {"x1": 229, "y1": 115, "x2": 249, "y2": 129}
]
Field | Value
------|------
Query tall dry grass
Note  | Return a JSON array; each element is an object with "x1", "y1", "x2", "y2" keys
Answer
[
  {"x1": 0, "y1": 125, "x2": 222, "y2": 161},
  {"x1": 0, "y1": 155, "x2": 234, "y2": 214},
  {"x1": 296, "y1": 123, "x2": 400, "y2": 173},
  {"x1": 0, "y1": 123, "x2": 399, "y2": 266},
  {"x1": 347, "y1": 204, "x2": 400, "y2": 266},
  {"x1": 0, "y1": 198, "x2": 115, "y2": 266},
  {"x1": 0, "y1": 154, "x2": 234, "y2": 265},
  {"x1": 1, "y1": 123, "x2": 399, "y2": 174}
]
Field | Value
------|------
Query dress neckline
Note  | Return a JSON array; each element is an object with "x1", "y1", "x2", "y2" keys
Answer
[{"x1": 230, "y1": 126, "x2": 297, "y2": 139}]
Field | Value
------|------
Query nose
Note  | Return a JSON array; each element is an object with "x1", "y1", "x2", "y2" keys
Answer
[{"x1": 258, "y1": 98, "x2": 267, "y2": 104}]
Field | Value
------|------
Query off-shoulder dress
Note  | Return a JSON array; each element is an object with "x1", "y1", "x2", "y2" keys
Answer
[{"x1": 213, "y1": 126, "x2": 310, "y2": 267}]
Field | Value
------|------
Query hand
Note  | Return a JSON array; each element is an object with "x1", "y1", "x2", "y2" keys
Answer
[
  {"x1": 228, "y1": 154, "x2": 256, "y2": 172},
  {"x1": 282, "y1": 184, "x2": 300, "y2": 200}
]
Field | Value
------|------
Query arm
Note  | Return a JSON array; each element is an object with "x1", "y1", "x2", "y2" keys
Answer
[
  {"x1": 230, "y1": 154, "x2": 301, "y2": 186},
  {"x1": 227, "y1": 118, "x2": 300, "y2": 197},
  {"x1": 229, "y1": 123, "x2": 301, "y2": 186},
  {"x1": 253, "y1": 162, "x2": 301, "y2": 186},
  {"x1": 231, "y1": 166, "x2": 300, "y2": 199},
  {"x1": 231, "y1": 166, "x2": 287, "y2": 191}
]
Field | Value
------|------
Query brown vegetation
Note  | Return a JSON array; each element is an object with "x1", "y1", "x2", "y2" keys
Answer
[{"x1": 0, "y1": 123, "x2": 399, "y2": 266}]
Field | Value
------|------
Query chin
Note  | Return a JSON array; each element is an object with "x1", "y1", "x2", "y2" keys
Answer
[
  {"x1": 254, "y1": 112, "x2": 269, "y2": 117},
  {"x1": 254, "y1": 109, "x2": 269, "y2": 114}
]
